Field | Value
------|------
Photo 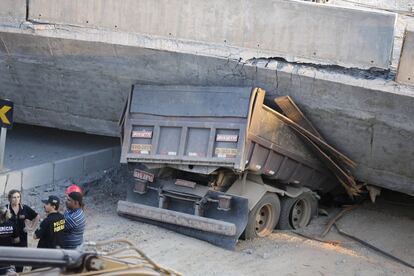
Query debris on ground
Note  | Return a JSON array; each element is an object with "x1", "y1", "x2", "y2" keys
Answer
[{"x1": 0, "y1": 168, "x2": 409, "y2": 276}]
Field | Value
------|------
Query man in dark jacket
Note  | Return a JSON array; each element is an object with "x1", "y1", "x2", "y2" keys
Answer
[{"x1": 34, "y1": 195, "x2": 65, "y2": 249}]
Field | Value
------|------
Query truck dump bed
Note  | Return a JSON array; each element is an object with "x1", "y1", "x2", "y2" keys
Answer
[
  {"x1": 120, "y1": 85, "x2": 333, "y2": 192},
  {"x1": 121, "y1": 86, "x2": 250, "y2": 171}
]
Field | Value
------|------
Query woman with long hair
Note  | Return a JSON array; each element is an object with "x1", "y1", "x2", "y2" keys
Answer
[{"x1": 6, "y1": 189, "x2": 40, "y2": 272}]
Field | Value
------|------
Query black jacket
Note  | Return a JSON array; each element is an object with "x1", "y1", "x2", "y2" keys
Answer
[
  {"x1": 7, "y1": 204, "x2": 38, "y2": 247},
  {"x1": 35, "y1": 212, "x2": 65, "y2": 249},
  {"x1": 0, "y1": 220, "x2": 18, "y2": 246}
]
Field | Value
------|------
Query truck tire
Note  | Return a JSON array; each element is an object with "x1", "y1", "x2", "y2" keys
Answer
[
  {"x1": 244, "y1": 193, "x2": 281, "y2": 239},
  {"x1": 277, "y1": 192, "x2": 316, "y2": 230}
]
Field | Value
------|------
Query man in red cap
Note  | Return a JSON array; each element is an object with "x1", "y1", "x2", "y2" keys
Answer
[
  {"x1": 63, "y1": 191, "x2": 86, "y2": 249},
  {"x1": 66, "y1": 184, "x2": 82, "y2": 195}
]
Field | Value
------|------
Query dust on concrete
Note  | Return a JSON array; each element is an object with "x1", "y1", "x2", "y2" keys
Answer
[{"x1": 2, "y1": 167, "x2": 412, "y2": 276}]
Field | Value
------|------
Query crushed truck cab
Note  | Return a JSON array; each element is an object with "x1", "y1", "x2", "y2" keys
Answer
[{"x1": 118, "y1": 85, "x2": 340, "y2": 249}]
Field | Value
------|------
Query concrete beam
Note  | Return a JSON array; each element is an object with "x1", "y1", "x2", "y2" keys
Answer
[
  {"x1": 28, "y1": 0, "x2": 396, "y2": 69},
  {"x1": 0, "y1": 29, "x2": 413, "y2": 195},
  {"x1": 0, "y1": 0, "x2": 26, "y2": 26},
  {"x1": 396, "y1": 25, "x2": 414, "y2": 86}
]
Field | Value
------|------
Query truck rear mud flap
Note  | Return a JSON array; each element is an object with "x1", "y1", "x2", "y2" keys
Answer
[{"x1": 117, "y1": 180, "x2": 248, "y2": 249}]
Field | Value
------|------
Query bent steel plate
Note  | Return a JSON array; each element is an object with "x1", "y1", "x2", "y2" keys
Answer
[
  {"x1": 118, "y1": 189, "x2": 248, "y2": 249},
  {"x1": 118, "y1": 201, "x2": 237, "y2": 236}
]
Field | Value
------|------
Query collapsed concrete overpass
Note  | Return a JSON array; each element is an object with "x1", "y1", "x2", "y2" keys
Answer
[{"x1": 0, "y1": 0, "x2": 413, "y2": 196}]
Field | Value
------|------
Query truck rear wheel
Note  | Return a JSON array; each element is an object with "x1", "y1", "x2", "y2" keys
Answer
[
  {"x1": 244, "y1": 193, "x2": 281, "y2": 239},
  {"x1": 277, "y1": 192, "x2": 315, "y2": 230}
]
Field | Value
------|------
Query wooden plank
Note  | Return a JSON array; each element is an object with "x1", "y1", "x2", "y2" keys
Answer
[
  {"x1": 263, "y1": 105, "x2": 356, "y2": 169},
  {"x1": 274, "y1": 96, "x2": 323, "y2": 140}
]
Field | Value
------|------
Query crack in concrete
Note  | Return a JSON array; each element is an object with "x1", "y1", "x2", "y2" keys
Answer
[
  {"x1": 46, "y1": 37, "x2": 54, "y2": 56},
  {"x1": 275, "y1": 68, "x2": 279, "y2": 89},
  {"x1": 0, "y1": 35, "x2": 10, "y2": 55},
  {"x1": 19, "y1": 103, "x2": 118, "y2": 123},
  {"x1": 370, "y1": 122, "x2": 375, "y2": 162},
  {"x1": 246, "y1": 56, "x2": 393, "y2": 81}
]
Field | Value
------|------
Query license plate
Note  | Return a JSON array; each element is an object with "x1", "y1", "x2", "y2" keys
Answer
[
  {"x1": 215, "y1": 147, "x2": 238, "y2": 158},
  {"x1": 133, "y1": 169, "x2": 154, "y2": 182},
  {"x1": 132, "y1": 130, "x2": 153, "y2": 138},
  {"x1": 188, "y1": 152, "x2": 205, "y2": 157},
  {"x1": 131, "y1": 144, "x2": 152, "y2": 153},
  {"x1": 216, "y1": 134, "x2": 238, "y2": 142}
]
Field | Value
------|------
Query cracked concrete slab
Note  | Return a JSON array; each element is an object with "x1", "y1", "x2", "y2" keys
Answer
[{"x1": 0, "y1": 28, "x2": 413, "y2": 196}]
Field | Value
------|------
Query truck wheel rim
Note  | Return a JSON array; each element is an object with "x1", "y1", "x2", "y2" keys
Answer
[
  {"x1": 290, "y1": 198, "x2": 311, "y2": 229},
  {"x1": 255, "y1": 204, "x2": 274, "y2": 236}
]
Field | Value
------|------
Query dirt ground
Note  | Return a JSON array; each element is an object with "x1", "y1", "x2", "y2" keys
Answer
[{"x1": 4, "y1": 167, "x2": 413, "y2": 276}]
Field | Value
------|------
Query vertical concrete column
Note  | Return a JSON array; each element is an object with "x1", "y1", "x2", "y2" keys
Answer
[{"x1": 396, "y1": 25, "x2": 414, "y2": 86}]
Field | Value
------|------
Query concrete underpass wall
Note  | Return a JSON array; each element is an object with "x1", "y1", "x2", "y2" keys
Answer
[
  {"x1": 27, "y1": 0, "x2": 396, "y2": 69},
  {"x1": 0, "y1": 30, "x2": 413, "y2": 195}
]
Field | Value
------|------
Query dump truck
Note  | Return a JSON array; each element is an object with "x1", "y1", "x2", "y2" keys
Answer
[{"x1": 117, "y1": 85, "x2": 346, "y2": 249}]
